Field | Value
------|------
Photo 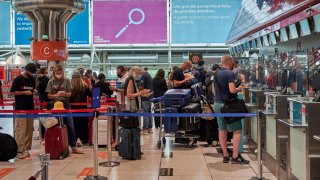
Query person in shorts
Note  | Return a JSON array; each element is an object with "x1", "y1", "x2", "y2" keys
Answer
[{"x1": 213, "y1": 55, "x2": 249, "y2": 164}]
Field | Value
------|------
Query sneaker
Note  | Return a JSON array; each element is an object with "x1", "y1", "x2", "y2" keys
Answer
[
  {"x1": 223, "y1": 156, "x2": 230, "y2": 163},
  {"x1": 231, "y1": 154, "x2": 250, "y2": 164},
  {"x1": 76, "y1": 138, "x2": 83, "y2": 147},
  {"x1": 72, "y1": 148, "x2": 84, "y2": 154}
]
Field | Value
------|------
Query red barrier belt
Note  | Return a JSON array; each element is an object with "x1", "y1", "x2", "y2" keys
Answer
[{"x1": 0, "y1": 108, "x2": 113, "y2": 114}]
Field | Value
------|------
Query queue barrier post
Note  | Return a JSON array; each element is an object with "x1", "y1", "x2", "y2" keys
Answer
[
  {"x1": 84, "y1": 109, "x2": 107, "y2": 180},
  {"x1": 99, "y1": 106, "x2": 120, "y2": 167},
  {"x1": 28, "y1": 153, "x2": 50, "y2": 180}
]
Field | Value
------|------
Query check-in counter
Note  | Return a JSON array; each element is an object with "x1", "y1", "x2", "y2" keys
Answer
[
  {"x1": 245, "y1": 88, "x2": 275, "y2": 144},
  {"x1": 279, "y1": 97, "x2": 320, "y2": 180},
  {"x1": 262, "y1": 92, "x2": 299, "y2": 180}
]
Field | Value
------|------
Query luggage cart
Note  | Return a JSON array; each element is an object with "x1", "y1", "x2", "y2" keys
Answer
[{"x1": 151, "y1": 97, "x2": 199, "y2": 149}]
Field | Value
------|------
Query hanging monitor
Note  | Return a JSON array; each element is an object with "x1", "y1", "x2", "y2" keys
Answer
[
  {"x1": 314, "y1": 14, "x2": 320, "y2": 32},
  {"x1": 280, "y1": 28, "x2": 289, "y2": 42},
  {"x1": 252, "y1": 39, "x2": 257, "y2": 49},
  {"x1": 289, "y1": 24, "x2": 299, "y2": 39},
  {"x1": 269, "y1": 32, "x2": 277, "y2": 45},
  {"x1": 300, "y1": 19, "x2": 311, "y2": 36},
  {"x1": 257, "y1": 37, "x2": 263, "y2": 48},
  {"x1": 263, "y1": 35, "x2": 269, "y2": 46}
]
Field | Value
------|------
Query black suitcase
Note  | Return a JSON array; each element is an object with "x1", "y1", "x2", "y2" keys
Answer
[
  {"x1": 119, "y1": 111, "x2": 139, "y2": 129},
  {"x1": 0, "y1": 133, "x2": 18, "y2": 161},
  {"x1": 181, "y1": 103, "x2": 200, "y2": 133},
  {"x1": 118, "y1": 128, "x2": 141, "y2": 160}
]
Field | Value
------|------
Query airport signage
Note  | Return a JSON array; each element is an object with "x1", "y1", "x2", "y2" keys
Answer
[
  {"x1": 31, "y1": 41, "x2": 68, "y2": 61},
  {"x1": 0, "y1": 2, "x2": 11, "y2": 45}
]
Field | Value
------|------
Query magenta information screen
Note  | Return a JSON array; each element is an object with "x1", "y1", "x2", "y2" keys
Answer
[{"x1": 93, "y1": 0, "x2": 167, "y2": 44}]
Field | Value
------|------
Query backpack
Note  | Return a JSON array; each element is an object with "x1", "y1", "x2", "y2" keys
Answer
[
  {"x1": 0, "y1": 133, "x2": 18, "y2": 161},
  {"x1": 192, "y1": 67, "x2": 207, "y2": 85},
  {"x1": 205, "y1": 74, "x2": 215, "y2": 104}
]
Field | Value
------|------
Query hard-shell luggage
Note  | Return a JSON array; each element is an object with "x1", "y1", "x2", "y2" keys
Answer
[
  {"x1": 118, "y1": 128, "x2": 141, "y2": 160},
  {"x1": 163, "y1": 107, "x2": 179, "y2": 133},
  {"x1": 119, "y1": 111, "x2": 139, "y2": 129},
  {"x1": 45, "y1": 118, "x2": 69, "y2": 160},
  {"x1": 181, "y1": 103, "x2": 200, "y2": 132},
  {"x1": 0, "y1": 133, "x2": 18, "y2": 161},
  {"x1": 163, "y1": 89, "x2": 191, "y2": 108}
]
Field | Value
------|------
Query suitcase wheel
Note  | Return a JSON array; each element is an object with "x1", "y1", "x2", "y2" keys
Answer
[{"x1": 207, "y1": 138, "x2": 213, "y2": 145}]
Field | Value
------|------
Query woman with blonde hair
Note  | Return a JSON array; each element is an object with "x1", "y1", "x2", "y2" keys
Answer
[
  {"x1": 70, "y1": 70, "x2": 92, "y2": 146},
  {"x1": 124, "y1": 66, "x2": 150, "y2": 112}
]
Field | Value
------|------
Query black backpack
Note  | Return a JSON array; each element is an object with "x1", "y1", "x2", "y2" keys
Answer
[
  {"x1": 204, "y1": 73, "x2": 215, "y2": 103},
  {"x1": 0, "y1": 133, "x2": 18, "y2": 161}
]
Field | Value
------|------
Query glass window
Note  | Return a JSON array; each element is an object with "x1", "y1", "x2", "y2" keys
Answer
[
  {"x1": 289, "y1": 24, "x2": 299, "y2": 39},
  {"x1": 299, "y1": 19, "x2": 311, "y2": 36},
  {"x1": 280, "y1": 28, "x2": 288, "y2": 42},
  {"x1": 246, "y1": 41, "x2": 251, "y2": 50},
  {"x1": 313, "y1": 14, "x2": 320, "y2": 32}
]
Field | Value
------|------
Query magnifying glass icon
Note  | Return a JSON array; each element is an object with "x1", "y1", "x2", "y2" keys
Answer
[{"x1": 115, "y1": 8, "x2": 145, "y2": 39}]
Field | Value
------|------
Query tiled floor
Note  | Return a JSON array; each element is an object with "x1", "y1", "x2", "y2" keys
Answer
[{"x1": 0, "y1": 119, "x2": 278, "y2": 180}]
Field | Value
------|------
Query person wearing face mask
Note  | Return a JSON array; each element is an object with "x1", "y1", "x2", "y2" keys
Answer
[
  {"x1": 111, "y1": 65, "x2": 128, "y2": 109},
  {"x1": 172, "y1": 60, "x2": 193, "y2": 89},
  {"x1": 124, "y1": 66, "x2": 150, "y2": 112},
  {"x1": 46, "y1": 64, "x2": 83, "y2": 154},
  {"x1": 36, "y1": 67, "x2": 50, "y2": 144},
  {"x1": 10, "y1": 63, "x2": 37, "y2": 159}
]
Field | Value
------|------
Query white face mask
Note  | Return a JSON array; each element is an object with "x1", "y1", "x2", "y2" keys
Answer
[
  {"x1": 55, "y1": 74, "x2": 63, "y2": 79},
  {"x1": 233, "y1": 68, "x2": 238, "y2": 73}
]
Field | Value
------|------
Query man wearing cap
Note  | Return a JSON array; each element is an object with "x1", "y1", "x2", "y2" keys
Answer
[{"x1": 10, "y1": 63, "x2": 37, "y2": 159}]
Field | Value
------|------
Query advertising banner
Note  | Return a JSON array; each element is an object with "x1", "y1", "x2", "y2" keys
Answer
[
  {"x1": 15, "y1": 1, "x2": 89, "y2": 45},
  {"x1": 0, "y1": 66, "x2": 4, "y2": 80},
  {"x1": 0, "y1": 2, "x2": 11, "y2": 45},
  {"x1": 93, "y1": 0, "x2": 167, "y2": 44},
  {"x1": 171, "y1": 0, "x2": 241, "y2": 44}
]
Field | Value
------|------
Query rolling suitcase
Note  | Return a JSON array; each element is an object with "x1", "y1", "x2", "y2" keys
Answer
[
  {"x1": 163, "y1": 107, "x2": 179, "y2": 133},
  {"x1": 163, "y1": 89, "x2": 191, "y2": 108},
  {"x1": 118, "y1": 128, "x2": 141, "y2": 160},
  {"x1": 45, "y1": 118, "x2": 69, "y2": 160},
  {"x1": 181, "y1": 103, "x2": 200, "y2": 133}
]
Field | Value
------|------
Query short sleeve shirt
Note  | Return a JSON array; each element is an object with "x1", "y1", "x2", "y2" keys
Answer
[
  {"x1": 173, "y1": 68, "x2": 186, "y2": 89},
  {"x1": 214, "y1": 68, "x2": 237, "y2": 103},
  {"x1": 46, "y1": 77, "x2": 72, "y2": 103},
  {"x1": 10, "y1": 75, "x2": 35, "y2": 110}
]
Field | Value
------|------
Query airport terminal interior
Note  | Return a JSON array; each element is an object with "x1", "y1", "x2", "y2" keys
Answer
[{"x1": 0, "y1": 0, "x2": 320, "y2": 180}]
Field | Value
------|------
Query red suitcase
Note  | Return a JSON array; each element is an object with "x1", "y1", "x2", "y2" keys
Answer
[{"x1": 45, "y1": 118, "x2": 69, "y2": 160}]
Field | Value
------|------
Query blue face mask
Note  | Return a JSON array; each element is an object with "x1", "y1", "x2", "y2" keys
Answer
[{"x1": 136, "y1": 76, "x2": 142, "y2": 81}]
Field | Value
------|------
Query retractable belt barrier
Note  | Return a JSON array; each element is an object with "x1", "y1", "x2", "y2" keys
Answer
[{"x1": 0, "y1": 109, "x2": 264, "y2": 180}]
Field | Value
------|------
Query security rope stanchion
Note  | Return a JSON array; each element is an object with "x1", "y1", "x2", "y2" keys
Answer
[
  {"x1": 99, "y1": 106, "x2": 120, "y2": 167},
  {"x1": 251, "y1": 110, "x2": 267, "y2": 180},
  {"x1": 85, "y1": 109, "x2": 107, "y2": 180},
  {"x1": 28, "y1": 153, "x2": 50, "y2": 180}
]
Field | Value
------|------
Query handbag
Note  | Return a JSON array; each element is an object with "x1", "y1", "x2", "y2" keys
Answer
[
  {"x1": 201, "y1": 95, "x2": 214, "y2": 120},
  {"x1": 40, "y1": 117, "x2": 59, "y2": 129},
  {"x1": 220, "y1": 98, "x2": 248, "y2": 124},
  {"x1": 119, "y1": 111, "x2": 139, "y2": 129}
]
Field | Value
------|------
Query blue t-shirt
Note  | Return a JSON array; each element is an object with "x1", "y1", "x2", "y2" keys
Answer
[
  {"x1": 140, "y1": 72, "x2": 154, "y2": 101},
  {"x1": 214, "y1": 68, "x2": 237, "y2": 103}
]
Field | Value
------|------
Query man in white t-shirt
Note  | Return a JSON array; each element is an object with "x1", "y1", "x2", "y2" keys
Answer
[{"x1": 112, "y1": 65, "x2": 128, "y2": 109}]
